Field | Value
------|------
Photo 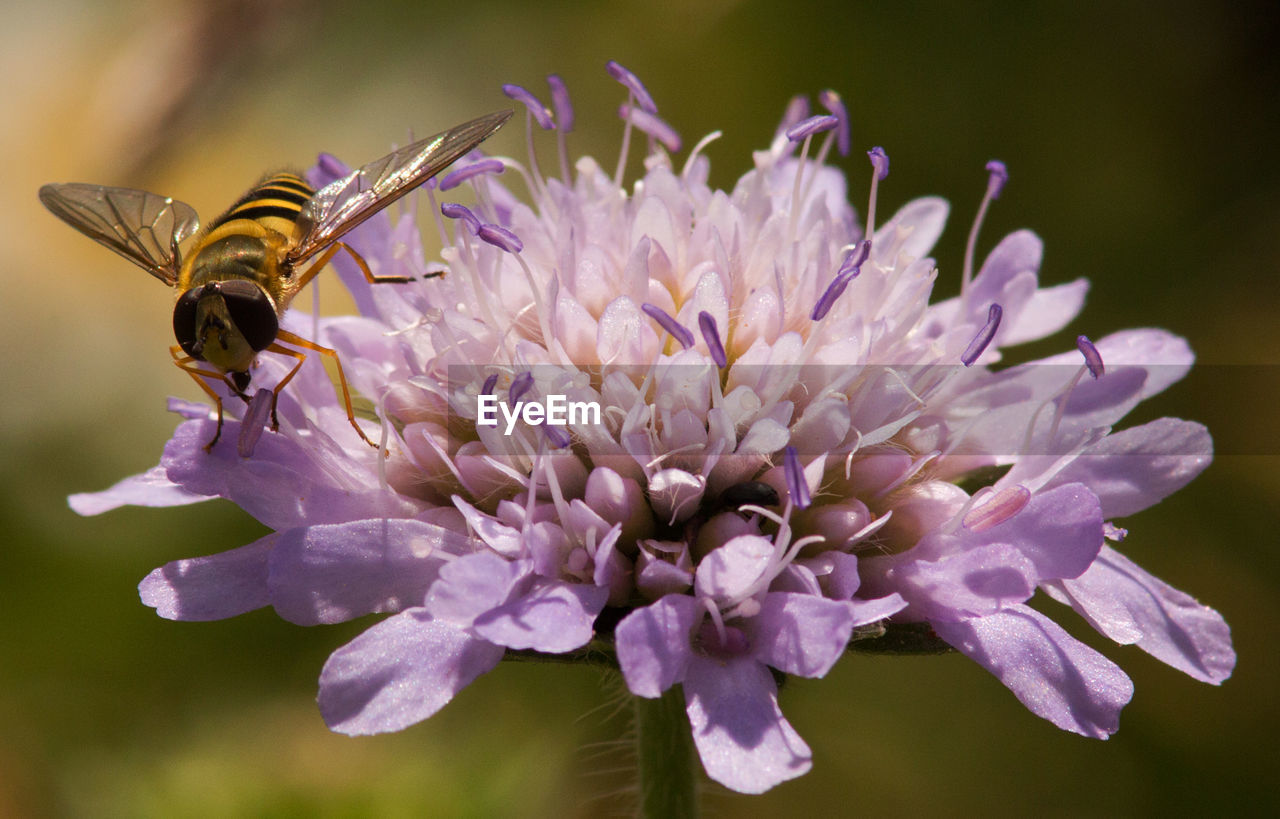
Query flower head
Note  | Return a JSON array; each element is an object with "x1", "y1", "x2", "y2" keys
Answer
[{"x1": 73, "y1": 63, "x2": 1234, "y2": 795}]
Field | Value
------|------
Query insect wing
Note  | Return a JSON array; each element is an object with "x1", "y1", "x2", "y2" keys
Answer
[
  {"x1": 288, "y1": 109, "x2": 512, "y2": 265},
  {"x1": 38, "y1": 183, "x2": 198, "y2": 285}
]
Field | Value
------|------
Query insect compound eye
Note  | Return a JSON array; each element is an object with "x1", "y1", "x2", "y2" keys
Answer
[
  {"x1": 172, "y1": 288, "x2": 202, "y2": 358},
  {"x1": 215, "y1": 279, "x2": 279, "y2": 353}
]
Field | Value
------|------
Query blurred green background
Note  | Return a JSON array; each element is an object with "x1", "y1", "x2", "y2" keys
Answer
[{"x1": 2, "y1": 0, "x2": 1276, "y2": 815}]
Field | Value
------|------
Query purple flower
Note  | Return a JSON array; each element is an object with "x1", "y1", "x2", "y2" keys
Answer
[
  {"x1": 72, "y1": 66, "x2": 1233, "y2": 795},
  {"x1": 618, "y1": 525, "x2": 905, "y2": 792}
]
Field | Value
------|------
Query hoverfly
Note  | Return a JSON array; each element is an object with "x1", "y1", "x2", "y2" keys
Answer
[{"x1": 40, "y1": 109, "x2": 512, "y2": 452}]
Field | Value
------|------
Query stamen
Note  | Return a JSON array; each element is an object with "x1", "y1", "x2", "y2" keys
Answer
[
  {"x1": 868, "y1": 146, "x2": 889, "y2": 180},
  {"x1": 509, "y1": 371, "x2": 534, "y2": 405},
  {"x1": 985, "y1": 160, "x2": 1009, "y2": 199},
  {"x1": 477, "y1": 223, "x2": 524, "y2": 254},
  {"x1": 641, "y1": 302, "x2": 695, "y2": 349},
  {"x1": 501, "y1": 84, "x2": 555, "y2": 130},
  {"x1": 1077, "y1": 335, "x2": 1105, "y2": 378},
  {"x1": 962, "y1": 485, "x2": 1030, "y2": 532},
  {"x1": 865, "y1": 146, "x2": 889, "y2": 238},
  {"x1": 962, "y1": 159, "x2": 1009, "y2": 303},
  {"x1": 775, "y1": 95, "x2": 810, "y2": 141},
  {"x1": 481, "y1": 373, "x2": 499, "y2": 396},
  {"x1": 316, "y1": 152, "x2": 349, "y2": 179},
  {"x1": 681, "y1": 130, "x2": 722, "y2": 182},
  {"x1": 547, "y1": 73, "x2": 574, "y2": 132},
  {"x1": 961, "y1": 303, "x2": 1003, "y2": 366},
  {"x1": 618, "y1": 104, "x2": 682, "y2": 152},
  {"x1": 439, "y1": 158, "x2": 505, "y2": 192},
  {"x1": 237, "y1": 388, "x2": 273, "y2": 458},
  {"x1": 1103, "y1": 522, "x2": 1128, "y2": 542},
  {"x1": 784, "y1": 445, "x2": 812, "y2": 509},
  {"x1": 547, "y1": 73, "x2": 573, "y2": 181},
  {"x1": 812, "y1": 240, "x2": 870, "y2": 321},
  {"x1": 697, "y1": 311, "x2": 728, "y2": 368},
  {"x1": 605, "y1": 60, "x2": 658, "y2": 114},
  {"x1": 543, "y1": 423, "x2": 571, "y2": 449},
  {"x1": 441, "y1": 202, "x2": 480, "y2": 234},
  {"x1": 785, "y1": 114, "x2": 839, "y2": 142},
  {"x1": 816, "y1": 89, "x2": 850, "y2": 157}
]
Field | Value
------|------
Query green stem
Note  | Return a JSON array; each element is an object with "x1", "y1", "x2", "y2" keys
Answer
[{"x1": 634, "y1": 685, "x2": 699, "y2": 818}]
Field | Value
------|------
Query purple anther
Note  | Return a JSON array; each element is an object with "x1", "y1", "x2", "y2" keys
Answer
[
  {"x1": 477, "y1": 223, "x2": 524, "y2": 254},
  {"x1": 641, "y1": 302, "x2": 695, "y2": 349},
  {"x1": 818, "y1": 89, "x2": 850, "y2": 156},
  {"x1": 961, "y1": 303, "x2": 1003, "y2": 366},
  {"x1": 543, "y1": 423, "x2": 572, "y2": 449},
  {"x1": 697, "y1": 310, "x2": 728, "y2": 368},
  {"x1": 481, "y1": 372, "x2": 499, "y2": 396},
  {"x1": 501, "y1": 83, "x2": 555, "y2": 130},
  {"x1": 237, "y1": 388, "x2": 273, "y2": 458},
  {"x1": 1077, "y1": 335, "x2": 1105, "y2": 378},
  {"x1": 508, "y1": 371, "x2": 534, "y2": 406},
  {"x1": 441, "y1": 202, "x2": 480, "y2": 233},
  {"x1": 784, "y1": 445, "x2": 812, "y2": 509},
  {"x1": 962, "y1": 485, "x2": 1030, "y2": 532},
  {"x1": 618, "y1": 104, "x2": 682, "y2": 152},
  {"x1": 837, "y1": 239, "x2": 871, "y2": 276},
  {"x1": 605, "y1": 60, "x2": 658, "y2": 114},
  {"x1": 775, "y1": 95, "x2": 811, "y2": 139},
  {"x1": 546, "y1": 73, "x2": 574, "y2": 132},
  {"x1": 439, "y1": 158, "x2": 506, "y2": 192},
  {"x1": 985, "y1": 160, "x2": 1009, "y2": 199},
  {"x1": 811, "y1": 266, "x2": 859, "y2": 321},
  {"x1": 786, "y1": 114, "x2": 839, "y2": 143},
  {"x1": 868, "y1": 146, "x2": 889, "y2": 180}
]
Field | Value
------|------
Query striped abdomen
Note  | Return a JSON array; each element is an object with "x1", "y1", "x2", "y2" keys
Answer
[{"x1": 206, "y1": 171, "x2": 314, "y2": 237}]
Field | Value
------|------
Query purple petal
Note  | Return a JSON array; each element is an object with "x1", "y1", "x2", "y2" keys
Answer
[
  {"x1": 933, "y1": 604, "x2": 1134, "y2": 738},
  {"x1": 69, "y1": 465, "x2": 210, "y2": 516},
  {"x1": 754, "y1": 592, "x2": 857, "y2": 678},
  {"x1": 236, "y1": 388, "x2": 273, "y2": 458},
  {"x1": 139, "y1": 534, "x2": 274, "y2": 621},
  {"x1": 892, "y1": 543, "x2": 1039, "y2": 620},
  {"x1": 695, "y1": 535, "x2": 774, "y2": 603},
  {"x1": 425, "y1": 551, "x2": 530, "y2": 625},
  {"x1": 683, "y1": 655, "x2": 812, "y2": 793},
  {"x1": 1046, "y1": 418, "x2": 1212, "y2": 518},
  {"x1": 848, "y1": 592, "x2": 909, "y2": 626},
  {"x1": 161, "y1": 420, "x2": 418, "y2": 530},
  {"x1": 1054, "y1": 546, "x2": 1234, "y2": 684},
  {"x1": 473, "y1": 578, "x2": 608, "y2": 652},
  {"x1": 969, "y1": 482, "x2": 1104, "y2": 582},
  {"x1": 267, "y1": 519, "x2": 471, "y2": 625},
  {"x1": 318, "y1": 609, "x2": 504, "y2": 735},
  {"x1": 615, "y1": 594, "x2": 700, "y2": 697}
]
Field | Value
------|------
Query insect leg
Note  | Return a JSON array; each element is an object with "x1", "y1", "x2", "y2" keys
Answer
[
  {"x1": 294, "y1": 241, "x2": 417, "y2": 291},
  {"x1": 270, "y1": 329, "x2": 378, "y2": 449},
  {"x1": 169, "y1": 345, "x2": 236, "y2": 452}
]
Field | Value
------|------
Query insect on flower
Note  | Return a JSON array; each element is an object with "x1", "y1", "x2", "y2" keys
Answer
[{"x1": 39, "y1": 109, "x2": 512, "y2": 452}]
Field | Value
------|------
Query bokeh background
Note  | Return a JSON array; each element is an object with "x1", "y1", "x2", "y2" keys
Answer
[{"x1": 2, "y1": 0, "x2": 1277, "y2": 815}]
